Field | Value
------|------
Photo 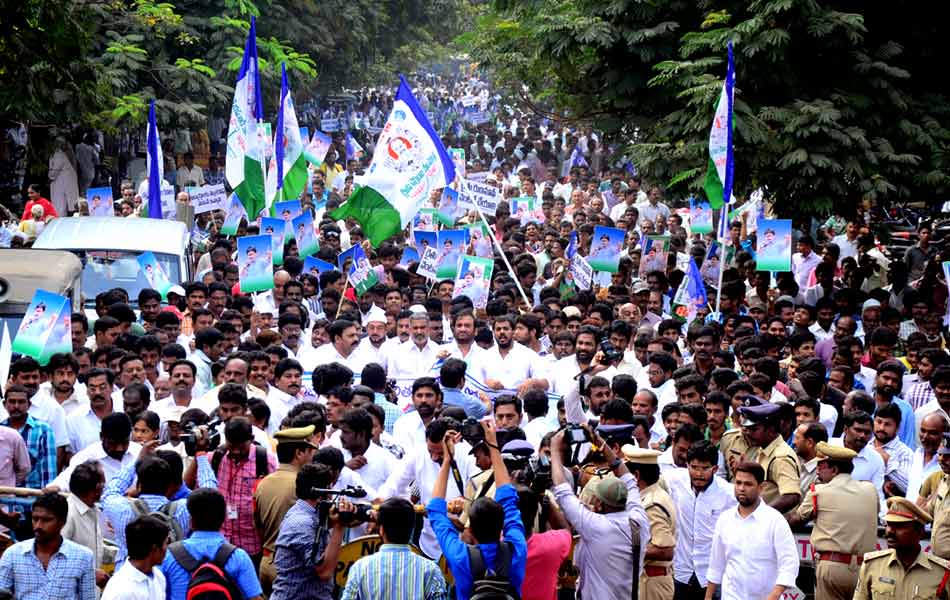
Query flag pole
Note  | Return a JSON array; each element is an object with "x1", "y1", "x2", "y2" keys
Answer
[
  {"x1": 471, "y1": 204, "x2": 532, "y2": 310},
  {"x1": 714, "y1": 206, "x2": 728, "y2": 314}
]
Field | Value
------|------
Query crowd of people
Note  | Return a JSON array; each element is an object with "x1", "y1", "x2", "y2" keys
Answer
[{"x1": 1, "y1": 72, "x2": 950, "y2": 600}]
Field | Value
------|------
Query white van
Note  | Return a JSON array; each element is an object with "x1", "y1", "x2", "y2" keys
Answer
[{"x1": 33, "y1": 216, "x2": 192, "y2": 311}]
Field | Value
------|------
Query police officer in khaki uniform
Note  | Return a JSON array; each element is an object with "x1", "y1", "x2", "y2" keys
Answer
[
  {"x1": 253, "y1": 425, "x2": 319, "y2": 594},
  {"x1": 924, "y1": 433, "x2": 950, "y2": 559},
  {"x1": 622, "y1": 445, "x2": 675, "y2": 600},
  {"x1": 736, "y1": 396, "x2": 802, "y2": 513},
  {"x1": 854, "y1": 497, "x2": 950, "y2": 599},
  {"x1": 789, "y1": 441, "x2": 878, "y2": 600}
]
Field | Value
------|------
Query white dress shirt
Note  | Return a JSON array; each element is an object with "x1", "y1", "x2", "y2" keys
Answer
[
  {"x1": 376, "y1": 443, "x2": 476, "y2": 559},
  {"x1": 483, "y1": 342, "x2": 549, "y2": 390},
  {"x1": 439, "y1": 341, "x2": 493, "y2": 384},
  {"x1": 388, "y1": 339, "x2": 441, "y2": 382},
  {"x1": 33, "y1": 382, "x2": 88, "y2": 417},
  {"x1": 101, "y1": 560, "x2": 166, "y2": 600},
  {"x1": 349, "y1": 337, "x2": 391, "y2": 375},
  {"x1": 392, "y1": 411, "x2": 427, "y2": 458},
  {"x1": 65, "y1": 405, "x2": 109, "y2": 454},
  {"x1": 906, "y1": 446, "x2": 941, "y2": 502},
  {"x1": 298, "y1": 342, "x2": 361, "y2": 374},
  {"x1": 340, "y1": 442, "x2": 397, "y2": 492},
  {"x1": 50, "y1": 441, "x2": 142, "y2": 491},
  {"x1": 706, "y1": 500, "x2": 799, "y2": 600},
  {"x1": 875, "y1": 435, "x2": 913, "y2": 494},
  {"x1": 666, "y1": 468, "x2": 737, "y2": 586}
]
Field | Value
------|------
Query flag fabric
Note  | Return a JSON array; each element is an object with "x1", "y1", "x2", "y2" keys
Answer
[
  {"x1": 271, "y1": 63, "x2": 308, "y2": 206},
  {"x1": 561, "y1": 145, "x2": 588, "y2": 177},
  {"x1": 623, "y1": 160, "x2": 637, "y2": 176},
  {"x1": 146, "y1": 100, "x2": 163, "y2": 219},
  {"x1": 672, "y1": 257, "x2": 708, "y2": 324},
  {"x1": 703, "y1": 42, "x2": 736, "y2": 210},
  {"x1": 566, "y1": 231, "x2": 577, "y2": 259},
  {"x1": 345, "y1": 132, "x2": 364, "y2": 162},
  {"x1": 0, "y1": 321, "x2": 11, "y2": 389},
  {"x1": 226, "y1": 17, "x2": 266, "y2": 220},
  {"x1": 331, "y1": 75, "x2": 456, "y2": 247},
  {"x1": 304, "y1": 131, "x2": 333, "y2": 166}
]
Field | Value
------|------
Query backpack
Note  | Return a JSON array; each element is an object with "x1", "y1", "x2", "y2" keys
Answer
[
  {"x1": 211, "y1": 445, "x2": 269, "y2": 478},
  {"x1": 169, "y1": 541, "x2": 244, "y2": 600},
  {"x1": 130, "y1": 499, "x2": 184, "y2": 542},
  {"x1": 466, "y1": 541, "x2": 520, "y2": 600}
]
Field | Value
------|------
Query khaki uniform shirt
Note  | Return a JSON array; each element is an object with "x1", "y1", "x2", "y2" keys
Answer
[
  {"x1": 854, "y1": 548, "x2": 950, "y2": 600},
  {"x1": 797, "y1": 473, "x2": 878, "y2": 555},
  {"x1": 754, "y1": 435, "x2": 801, "y2": 506},
  {"x1": 928, "y1": 474, "x2": 950, "y2": 559},
  {"x1": 641, "y1": 482, "x2": 676, "y2": 567},
  {"x1": 253, "y1": 464, "x2": 299, "y2": 553},
  {"x1": 718, "y1": 429, "x2": 753, "y2": 479},
  {"x1": 799, "y1": 456, "x2": 819, "y2": 499}
]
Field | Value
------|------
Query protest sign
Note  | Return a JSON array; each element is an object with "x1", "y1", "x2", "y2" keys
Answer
[
  {"x1": 303, "y1": 256, "x2": 336, "y2": 277},
  {"x1": 639, "y1": 235, "x2": 670, "y2": 278},
  {"x1": 400, "y1": 246, "x2": 420, "y2": 267},
  {"x1": 588, "y1": 226, "x2": 625, "y2": 273},
  {"x1": 511, "y1": 197, "x2": 544, "y2": 226},
  {"x1": 420, "y1": 207, "x2": 452, "y2": 228},
  {"x1": 260, "y1": 217, "x2": 285, "y2": 266},
  {"x1": 237, "y1": 234, "x2": 274, "y2": 293},
  {"x1": 337, "y1": 245, "x2": 360, "y2": 273},
  {"x1": 188, "y1": 184, "x2": 228, "y2": 214},
  {"x1": 701, "y1": 242, "x2": 722, "y2": 287},
  {"x1": 756, "y1": 219, "x2": 792, "y2": 272},
  {"x1": 570, "y1": 254, "x2": 593, "y2": 291},
  {"x1": 160, "y1": 184, "x2": 176, "y2": 220},
  {"x1": 348, "y1": 245, "x2": 378, "y2": 296},
  {"x1": 438, "y1": 188, "x2": 462, "y2": 223},
  {"x1": 689, "y1": 198, "x2": 713, "y2": 234},
  {"x1": 87, "y1": 187, "x2": 114, "y2": 216},
  {"x1": 137, "y1": 251, "x2": 173, "y2": 299},
  {"x1": 292, "y1": 211, "x2": 319, "y2": 258},
  {"x1": 416, "y1": 245, "x2": 440, "y2": 280},
  {"x1": 435, "y1": 229, "x2": 466, "y2": 279},
  {"x1": 450, "y1": 148, "x2": 466, "y2": 177},
  {"x1": 220, "y1": 193, "x2": 246, "y2": 236},
  {"x1": 466, "y1": 222, "x2": 494, "y2": 258},
  {"x1": 413, "y1": 230, "x2": 437, "y2": 254},
  {"x1": 273, "y1": 199, "x2": 302, "y2": 242},
  {"x1": 413, "y1": 210, "x2": 437, "y2": 232},
  {"x1": 12, "y1": 289, "x2": 70, "y2": 364},
  {"x1": 458, "y1": 179, "x2": 500, "y2": 215},
  {"x1": 321, "y1": 117, "x2": 340, "y2": 132},
  {"x1": 453, "y1": 256, "x2": 494, "y2": 308}
]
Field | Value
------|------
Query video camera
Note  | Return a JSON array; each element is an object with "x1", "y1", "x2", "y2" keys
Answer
[
  {"x1": 599, "y1": 338, "x2": 624, "y2": 364},
  {"x1": 311, "y1": 485, "x2": 374, "y2": 527},
  {"x1": 515, "y1": 454, "x2": 553, "y2": 495},
  {"x1": 181, "y1": 417, "x2": 222, "y2": 456}
]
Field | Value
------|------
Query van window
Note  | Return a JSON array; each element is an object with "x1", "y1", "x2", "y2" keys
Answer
[{"x1": 77, "y1": 250, "x2": 180, "y2": 308}]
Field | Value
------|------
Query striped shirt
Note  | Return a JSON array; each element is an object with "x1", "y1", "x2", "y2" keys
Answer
[
  {"x1": 197, "y1": 451, "x2": 276, "y2": 556},
  {"x1": 2, "y1": 416, "x2": 56, "y2": 511},
  {"x1": 340, "y1": 544, "x2": 448, "y2": 600},
  {"x1": 0, "y1": 537, "x2": 96, "y2": 600}
]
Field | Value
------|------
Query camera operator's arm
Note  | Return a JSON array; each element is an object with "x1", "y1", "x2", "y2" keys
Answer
[
  {"x1": 432, "y1": 435, "x2": 455, "y2": 500},
  {"x1": 550, "y1": 430, "x2": 603, "y2": 539},
  {"x1": 183, "y1": 426, "x2": 218, "y2": 490},
  {"x1": 482, "y1": 419, "x2": 510, "y2": 488},
  {"x1": 314, "y1": 500, "x2": 353, "y2": 582},
  {"x1": 427, "y1": 435, "x2": 471, "y2": 580}
]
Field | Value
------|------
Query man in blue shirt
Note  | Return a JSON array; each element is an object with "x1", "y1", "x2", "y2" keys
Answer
[
  {"x1": 439, "y1": 358, "x2": 488, "y2": 419},
  {"x1": 428, "y1": 419, "x2": 527, "y2": 600},
  {"x1": 161, "y1": 488, "x2": 263, "y2": 600}
]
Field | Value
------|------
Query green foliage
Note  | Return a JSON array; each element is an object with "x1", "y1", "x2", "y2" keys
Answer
[{"x1": 472, "y1": 0, "x2": 950, "y2": 216}]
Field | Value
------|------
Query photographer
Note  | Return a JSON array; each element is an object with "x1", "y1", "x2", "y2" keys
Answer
[
  {"x1": 429, "y1": 419, "x2": 528, "y2": 600},
  {"x1": 270, "y1": 463, "x2": 356, "y2": 600},
  {"x1": 550, "y1": 425, "x2": 650, "y2": 599}
]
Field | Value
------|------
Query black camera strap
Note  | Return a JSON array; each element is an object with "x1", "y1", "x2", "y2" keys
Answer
[
  {"x1": 449, "y1": 458, "x2": 465, "y2": 496},
  {"x1": 476, "y1": 473, "x2": 495, "y2": 499}
]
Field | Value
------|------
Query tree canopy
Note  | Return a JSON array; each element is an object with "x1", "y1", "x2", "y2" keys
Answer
[{"x1": 470, "y1": 0, "x2": 950, "y2": 215}]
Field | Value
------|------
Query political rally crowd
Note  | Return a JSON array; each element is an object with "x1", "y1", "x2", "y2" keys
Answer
[{"x1": 2, "y1": 72, "x2": 950, "y2": 600}]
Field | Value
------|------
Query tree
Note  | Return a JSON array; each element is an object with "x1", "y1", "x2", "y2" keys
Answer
[{"x1": 470, "y1": 0, "x2": 950, "y2": 216}]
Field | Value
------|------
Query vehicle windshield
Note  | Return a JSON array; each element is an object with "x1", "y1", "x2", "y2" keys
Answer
[{"x1": 76, "y1": 250, "x2": 180, "y2": 308}]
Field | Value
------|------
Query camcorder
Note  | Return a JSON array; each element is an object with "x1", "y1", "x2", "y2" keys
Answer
[
  {"x1": 460, "y1": 417, "x2": 484, "y2": 446},
  {"x1": 312, "y1": 485, "x2": 375, "y2": 527},
  {"x1": 181, "y1": 417, "x2": 222, "y2": 456},
  {"x1": 515, "y1": 454, "x2": 553, "y2": 495}
]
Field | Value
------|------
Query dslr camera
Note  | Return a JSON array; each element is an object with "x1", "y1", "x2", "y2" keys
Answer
[
  {"x1": 598, "y1": 338, "x2": 624, "y2": 365},
  {"x1": 312, "y1": 485, "x2": 374, "y2": 527}
]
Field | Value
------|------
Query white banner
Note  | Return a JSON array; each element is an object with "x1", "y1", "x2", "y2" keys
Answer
[
  {"x1": 416, "y1": 246, "x2": 440, "y2": 280},
  {"x1": 160, "y1": 184, "x2": 177, "y2": 220},
  {"x1": 570, "y1": 254, "x2": 593, "y2": 290},
  {"x1": 188, "y1": 184, "x2": 228, "y2": 214},
  {"x1": 458, "y1": 178, "x2": 500, "y2": 215}
]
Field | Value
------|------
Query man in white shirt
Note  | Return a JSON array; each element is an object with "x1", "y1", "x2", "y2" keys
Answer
[
  {"x1": 388, "y1": 312, "x2": 441, "y2": 383},
  {"x1": 483, "y1": 315, "x2": 549, "y2": 392},
  {"x1": 438, "y1": 310, "x2": 493, "y2": 384},
  {"x1": 392, "y1": 378, "x2": 442, "y2": 457},
  {"x1": 62, "y1": 461, "x2": 107, "y2": 586},
  {"x1": 175, "y1": 152, "x2": 205, "y2": 188},
  {"x1": 67, "y1": 368, "x2": 120, "y2": 454},
  {"x1": 790, "y1": 235, "x2": 821, "y2": 291},
  {"x1": 377, "y1": 417, "x2": 476, "y2": 559},
  {"x1": 831, "y1": 219, "x2": 860, "y2": 264},
  {"x1": 299, "y1": 318, "x2": 362, "y2": 373},
  {"x1": 101, "y1": 514, "x2": 169, "y2": 600},
  {"x1": 49, "y1": 413, "x2": 141, "y2": 492},
  {"x1": 705, "y1": 461, "x2": 799, "y2": 600},
  {"x1": 336, "y1": 407, "x2": 396, "y2": 494},
  {"x1": 667, "y1": 440, "x2": 736, "y2": 599},
  {"x1": 637, "y1": 186, "x2": 671, "y2": 224},
  {"x1": 349, "y1": 307, "x2": 391, "y2": 375}
]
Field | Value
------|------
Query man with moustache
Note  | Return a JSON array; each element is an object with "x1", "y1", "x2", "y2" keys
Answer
[
  {"x1": 299, "y1": 319, "x2": 362, "y2": 374},
  {"x1": 438, "y1": 309, "x2": 493, "y2": 384},
  {"x1": 550, "y1": 325, "x2": 618, "y2": 395},
  {"x1": 484, "y1": 314, "x2": 549, "y2": 394},
  {"x1": 350, "y1": 307, "x2": 392, "y2": 374},
  {"x1": 705, "y1": 461, "x2": 799, "y2": 600},
  {"x1": 389, "y1": 312, "x2": 441, "y2": 382},
  {"x1": 871, "y1": 359, "x2": 916, "y2": 448},
  {"x1": 392, "y1": 377, "x2": 444, "y2": 457}
]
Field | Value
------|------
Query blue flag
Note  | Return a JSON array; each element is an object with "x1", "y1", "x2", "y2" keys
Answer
[
  {"x1": 146, "y1": 100, "x2": 163, "y2": 219},
  {"x1": 672, "y1": 257, "x2": 708, "y2": 324},
  {"x1": 566, "y1": 231, "x2": 577, "y2": 259},
  {"x1": 723, "y1": 42, "x2": 736, "y2": 207}
]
